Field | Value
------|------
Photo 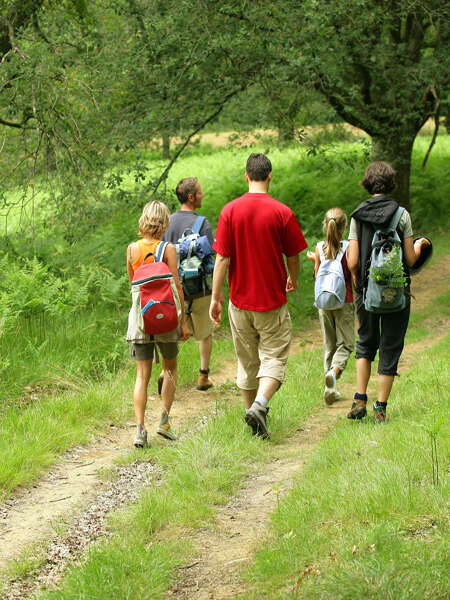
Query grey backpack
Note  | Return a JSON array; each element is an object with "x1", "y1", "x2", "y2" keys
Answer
[
  {"x1": 314, "y1": 240, "x2": 349, "y2": 310},
  {"x1": 364, "y1": 207, "x2": 406, "y2": 313}
]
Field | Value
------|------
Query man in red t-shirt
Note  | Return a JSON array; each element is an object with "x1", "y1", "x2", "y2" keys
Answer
[{"x1": 210, "y1": 153, "x2": 308, "y2": 439}]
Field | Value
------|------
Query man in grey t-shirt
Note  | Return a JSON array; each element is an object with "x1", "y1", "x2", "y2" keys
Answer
[{"x1": 163, "y1": 177, "x2": 214, "y2": 391}]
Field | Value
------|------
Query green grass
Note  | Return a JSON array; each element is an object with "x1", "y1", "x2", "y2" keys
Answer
[
  {"x1": 33, "y1": 347, "x2": 326, "y2": 600},
  {"x1": 240, "y1": 336, "x2": 450, "y2": 600}
]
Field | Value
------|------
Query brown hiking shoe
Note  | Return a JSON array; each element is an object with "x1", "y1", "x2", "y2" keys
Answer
[
  {"x1": 196, "y1": 369, "x2": 213, "y2": 391},
  {"x1": 373, "y1": 402, "x2": 387, "y2": 423},
  {"x1": 347, "y1": 398, "x2": 367, "y2": 420}
]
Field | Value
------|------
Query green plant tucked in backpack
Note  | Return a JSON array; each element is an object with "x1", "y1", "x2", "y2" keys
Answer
[{"x1": 364, "y1": 207, "x2": 407, "y2": 313}]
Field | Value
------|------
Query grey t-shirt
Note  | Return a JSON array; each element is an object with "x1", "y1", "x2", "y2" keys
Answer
[
  {"x1": 348, "y1": 210, "x2": 413, "y2": 240},
  {"x1": 163, "y1": 210, "x2": 214, "y2": 245}
]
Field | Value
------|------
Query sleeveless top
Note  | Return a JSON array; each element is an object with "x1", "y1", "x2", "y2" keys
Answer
[{"x1": 130, "y1": 239, "x2": 160, "y2": 274}]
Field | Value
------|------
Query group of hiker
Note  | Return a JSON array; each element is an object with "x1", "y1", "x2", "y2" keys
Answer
[{"x1": 126, "y1": 153, "x2": 431, "y2": 447}]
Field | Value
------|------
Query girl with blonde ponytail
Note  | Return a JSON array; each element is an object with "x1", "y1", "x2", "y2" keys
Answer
[{"x1": 307, "y1": 207, "x2": 355, "y2": 404}]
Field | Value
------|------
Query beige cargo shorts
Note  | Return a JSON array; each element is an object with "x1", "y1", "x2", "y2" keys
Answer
[
  {"x1": 228, "y1": 301, "x2": 292, "y2": 390},
  {"x1": 186, "y1": 295, "x2": 214, "y2": 341}
]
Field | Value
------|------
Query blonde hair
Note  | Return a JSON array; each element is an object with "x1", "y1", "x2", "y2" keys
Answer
[
  {"x1": 139, "y1": 201, "x2": 170, "y2": 239},
  {"x1": 322, "y1": 207, "x2": 348, "y2": 260}
]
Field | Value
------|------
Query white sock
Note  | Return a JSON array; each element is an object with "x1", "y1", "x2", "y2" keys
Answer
[{"x1": 255, "y1": 395, "x2": 268, "y2": 408}]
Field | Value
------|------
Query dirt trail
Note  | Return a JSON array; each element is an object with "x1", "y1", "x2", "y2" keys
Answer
[
  {"x1": 0, "y1": 255, "x2": 448, "y2": 597},
  {"x1": 0, "y1": 363, "x2": 236, "y2": 574}
]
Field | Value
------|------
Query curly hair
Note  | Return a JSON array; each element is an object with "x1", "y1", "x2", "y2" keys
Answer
[{"x1": 360, "y1": 161, "x2": 396, "y2": 195}]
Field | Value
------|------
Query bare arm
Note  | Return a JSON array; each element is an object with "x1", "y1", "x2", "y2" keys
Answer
[
  {"x1": 313, "y1": 246, "x2": 321, "y2": 278},
  {"x1": 126, "y1": 243, "x2": 138, "y2": 282},
  {"x1": 286, "y1": 254, "x2": 300, "y2": 293},
  {"x1": 347, "y1": 239, "x2": 359, "y2": 288},
  {"x1": 209, "y1": 253, "x2": 229, "y2": 327},
  {"x1": 403, "y1": 236, "x2": 430, "y2": 268}
]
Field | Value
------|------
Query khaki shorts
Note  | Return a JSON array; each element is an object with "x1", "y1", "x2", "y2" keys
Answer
[
  {"x1": 228, "y1": 301, "x2": 292, "y2": 390},
  {"x1": 186, "y1": 295, "x2": 214, "y2": 341}
]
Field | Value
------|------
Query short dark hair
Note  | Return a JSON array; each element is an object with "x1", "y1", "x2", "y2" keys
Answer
[
  {"x1": 246, "y1": 153, "x2": 272, "y2": 181},
  {"x1": 360, "y1": 161, "x2": 396, "y2": 195},
  {"x1": 175, "y1": 177, "x2": 198, "y2": 204}
]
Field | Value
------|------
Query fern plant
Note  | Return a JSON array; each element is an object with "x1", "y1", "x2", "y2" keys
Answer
[{"x1": 369, "y1": 244, "x2": 406, "y2": 288}]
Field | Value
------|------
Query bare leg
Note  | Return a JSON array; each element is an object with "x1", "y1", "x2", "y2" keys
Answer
[
  {"x1": 161, "y1": 357, "x2": 177, "y2": 415},
  {"x1": 356, "y1": 358, "x2": 371, "y2": 395},
  {"x1": 378, "y1": 374, "x2": 394, "y2": 403},
  {"x1": 241, "y1": 388, "x2": 257, "y2": 409},
  {"x1": 257, "y1": 376, "x2": 281, "y2": 402},
  {"x1": 199, "y1": 335, "x2": 212, "y2": 371},
  {"x1": 133, "y1": 359, "x2": 152, "y2": 425}
]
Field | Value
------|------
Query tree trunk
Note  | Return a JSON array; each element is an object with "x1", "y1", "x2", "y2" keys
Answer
[
  {"x1": 371, "y1": 133, "x2": 416, "y2": 212},
  {"x1": 162, "y1": 133, "x2": 170, "y2": 159}
]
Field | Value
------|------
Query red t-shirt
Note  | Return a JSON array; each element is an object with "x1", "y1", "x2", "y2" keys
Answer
[
  {"x1": 341, "y1": 254, "x2": 353, "y2": 303},
  {"x1": 213, "y1": 192, "x2": 308, "y2": 311}
]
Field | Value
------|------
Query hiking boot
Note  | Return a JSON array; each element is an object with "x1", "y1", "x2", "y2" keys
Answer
[
  {"x1": 347, "y1": 398, "x2": 367, "y2": 420},
  {"x1": 373, "y1": 402, "x2": 387, "y2": 423},
  {"x1": 245, "y1": 406, "x2": 270, "y2": 436},
  {"x1": 196, "y1": 368, "x2": 213, "y2": 391},
  {"x1": 134, "y1": 425, "x2": 148, "y2": 448},
  {"x1": 157, "y1": 373, "x2": 164, "y2": 395},
  {"x1": 245, "y1": 402, "x2": 270, "y2": 440},
  {"x1": 156, "y1": 414, "x2": 177, "y2": 441}
]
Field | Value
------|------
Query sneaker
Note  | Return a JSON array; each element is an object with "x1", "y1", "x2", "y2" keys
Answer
[
  {"x1": 347, "y1": 398, "x2": 367, "y2": 420},
  {"x1": 134, "y1": 425, "x2": 148, "y2": 448},
  {"x1": 373, "y1": 402, "x2": 387, "y2": 423},
  {"x1": 325, "y1": 369, "x2": 336, "y2": 389},
  {"x1": 245, "y1": 402, "x2": 270, "y2": 440},
  {"x1": 156, "y1": 421, "x2": 177, "y2": 441}
]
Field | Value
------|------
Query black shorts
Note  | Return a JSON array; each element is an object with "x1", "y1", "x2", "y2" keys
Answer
[{"x1": 355, "y1": 293, "x2": 410, "y2": 376}]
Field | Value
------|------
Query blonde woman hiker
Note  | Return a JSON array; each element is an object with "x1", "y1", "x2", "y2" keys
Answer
[
  {"x1": 307, "y1": 208, "x2": 355, "y2": 404},
  {"x1": 126, "y1": 201, "x2": 190, "y2": 447}
]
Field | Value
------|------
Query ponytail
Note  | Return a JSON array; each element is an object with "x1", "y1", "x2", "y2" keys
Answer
[{"x1": 323, "y1": 208, "x2": 347, "y2": 260}]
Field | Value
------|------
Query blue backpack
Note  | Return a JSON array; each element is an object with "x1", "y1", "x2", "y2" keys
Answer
[
  {"x1": 363, "y1": 207, "x2": 406, "y2": 313},
  {"x1": 314, "y1": 240, "x2": 349, "y2": 310},
  {"x1": 175, "y1": 216, "x2": 214, "y2": 300}
]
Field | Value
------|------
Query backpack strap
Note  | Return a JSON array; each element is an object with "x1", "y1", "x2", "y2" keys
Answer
[
  {"x1": 155, "y1": 241, "x2": 168, "y2": 263},
  {"x1": 317, "y1": 240, "x2": 348, "y2": 262},
  {"x1": 387, "y1": 207, "x2": 405, "y2": 232},
  {"x1": 191, "y1": 216, "x2": 206, "y2": 235}
]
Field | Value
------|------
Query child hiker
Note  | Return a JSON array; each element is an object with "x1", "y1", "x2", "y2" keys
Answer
[
  {"x1": 308, "y1": 208, "x2": 354, "y2": 404},
  {"x1": 347, "y1": 161, "x2": 430, "y2": 422},
  {"x1": 126, "y1": 201, "x2": 189, "y2": 447}
]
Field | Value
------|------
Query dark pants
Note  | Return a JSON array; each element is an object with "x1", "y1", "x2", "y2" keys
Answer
[{"x1": 355, "y1": 293, "x2": 410, "y2": 376}]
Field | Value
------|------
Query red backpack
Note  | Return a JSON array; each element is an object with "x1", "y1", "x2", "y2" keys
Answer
[{"x1": 131, "y1": 242, "x2": 180, "y2": 335}]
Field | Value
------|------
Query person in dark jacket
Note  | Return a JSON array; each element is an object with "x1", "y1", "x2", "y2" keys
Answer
[{"x1": 347, "y1": 161, "x2": 430, "y2": 422}]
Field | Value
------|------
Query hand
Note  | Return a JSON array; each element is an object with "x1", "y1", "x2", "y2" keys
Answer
[
  {"x1": 209, "y1": 298, "x2": 223, "y2": 328},
  {"x1": 180, "y1": 322, "x2": 190, "y2": 341},
  {"x1": 306, "y1": 250, "x2": 315, "y2": 262},
  {"x1": 414, "y1": 237, "x2": 430, "y2": 256},
  {"x1": 286, "y1": 275, "x2": 298, "y2": 293}
]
